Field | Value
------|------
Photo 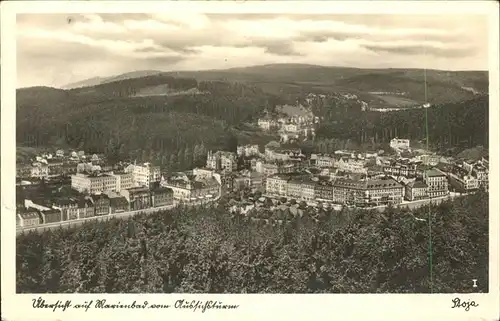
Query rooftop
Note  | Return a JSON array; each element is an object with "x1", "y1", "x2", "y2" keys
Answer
[
  {"x1": 152, "y1": 187, "x2": 174, "y2": 194},
  {"x1": 126, "y1": 186, "x2": 150, "y2": 193},
  {"x1": 289, "y1": 175, "x2": 316, "y2": 185},
  {"x1": 43, "y1": 208, "x2": 61, "y2": 214},
  {"x1": 408, "y1": 180, "x2": 428, "y2": 188},
  {"x1": 77, "y1": 199, "x2": 93, "y2": 207},
  {"x1": 53, "y1": 198, "x2": 78, "y2": 206},
  {"x1": 270, "y1": 173, "x2": 304, "y2": 181},
  {"x1": 276, "y1": 104, "x2": 313, "y2": 118},
  {"x1": 366, "y1": 178, "x2": 402, "y2": 189},
  {"x1": 18, "y1": 211, "x2": 40, "y2": 219},
  {"x1": 265, "y1": 141, "x2": 281, "y2": 148},
  {"x1": 109, "y1": 197, "x2": 129, "y2": 206},
  {"x1": 91, "y1": 194, "x2": 110, "y2": 201},
  {"x1": 334, "y1": 178, "x2": 402, "y2": 190},
  {"x1": 425, "y1": 168, "x2": 446, "y2": 177}
]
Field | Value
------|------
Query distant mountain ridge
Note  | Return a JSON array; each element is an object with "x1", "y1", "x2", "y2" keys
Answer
[
  {"x1": 36, "y1": 63, "x2": 488, "y2": 111},
  {"x1": 59, "y1": 63, "x2": 488, "y2": 92},
  {"x1": 62, "y1": 70, "x2": 163, "y2": 89},
  {"x1": 61, "y1": 76, "x2": 104, "y2": 89}
]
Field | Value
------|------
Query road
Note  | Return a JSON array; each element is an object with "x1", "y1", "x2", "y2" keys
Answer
[
  {"x1": 373, "y1": 193, "x2": 463, "y2": 212},
  {"x1": 16, "y1": 197, "x2": 217, "y2": 236},
  {"x1": 16, "y1": 193, "x2": 463, "y2": 235},
  {"x1": 264, "y1": 192, "x2": 464, "y2": 212}
]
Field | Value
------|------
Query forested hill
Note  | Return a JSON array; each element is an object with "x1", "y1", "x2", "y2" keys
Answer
[
  {"x1": 17, "y1": 76, "x2": 281, "y2": 169},
  {"x1": 165, "y1": 64, "x2": 488, "y2": 106},
  {"x1": 315, "y1": 95, "x2": 489, "y2": 152},
  {"x1": 62, "y1": 70, "x2": 164, "y2": 89},
  {"x1": 16, "y1": 191, "x2": 488, "y2": 293},
  {"x1": 17, "y1": 72, "x2": 488, "y2": 168},
  {"x1": 62, "y1": 64, "x2": 488, "y2": 106}
]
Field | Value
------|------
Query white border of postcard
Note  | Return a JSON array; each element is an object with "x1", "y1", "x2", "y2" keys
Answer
[{"x1": 2, "y1": 1, "x2": 499, "y2": 321}]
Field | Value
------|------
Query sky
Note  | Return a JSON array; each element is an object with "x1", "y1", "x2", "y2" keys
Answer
[{"x1": 16, "y1": 13, "x2": 489, "y2": 88}]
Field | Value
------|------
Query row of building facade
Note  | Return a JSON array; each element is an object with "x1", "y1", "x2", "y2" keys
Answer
[
  {"x1": 161, "y1": 168, "x2": 221, "y2": 202},
  {"x1": 17, "y1": 186, "x2": 174, "y2": 228},
  {"x1": 69, "y1": 162, "x2": 161, "y2": 195},
  {"x1": 265, "y1": 168, "x2": 450, "y2": 206}
]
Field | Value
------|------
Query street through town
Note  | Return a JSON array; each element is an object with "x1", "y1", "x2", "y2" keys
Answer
[{"x1": 16, "y1": 197, "x2": 217, "y2": 235}]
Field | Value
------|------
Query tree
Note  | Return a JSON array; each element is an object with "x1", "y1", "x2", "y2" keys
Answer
[
  {"x1": 16, "y1": 193, "x2": 488, "y2": 294},
  {"x1": 184, "y1": 147, "x2": 193, "y2": 168},
  {"x1": 226, "y1": 131, "x2": 238, "y2": 153},
  {"x1": 169, "y1": 153, "x2": 177, "y2": 170}
]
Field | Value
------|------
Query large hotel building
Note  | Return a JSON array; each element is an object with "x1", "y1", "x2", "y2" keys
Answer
[
  {"x1": 265, "y1": 173, "x2": 404, "y2": 206},
  {"x1": 71, "y1": 172, "x2": 133, "y2": 194}
]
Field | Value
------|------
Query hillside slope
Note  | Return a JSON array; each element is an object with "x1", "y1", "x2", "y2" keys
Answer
[
  {"x1": 17, "y1": 77, "x2": 280, "y2": 169},
  {"x1": 166, "y1": 64, "x2": 487, "y2": 106},
  {"x1": 62, "y1": 70, "x2": 163, "y2": 89},
  {"x1": 60, "y1": 64, "x2": 488, "y2": 106},
  {"x1": 17, "y1": 69, "x2": 489, "y2": 168}
]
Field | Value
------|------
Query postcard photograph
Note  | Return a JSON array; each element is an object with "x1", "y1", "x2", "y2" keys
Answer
[{"x1": 2, "y1": 1, "x2": 499, "y2": 321}]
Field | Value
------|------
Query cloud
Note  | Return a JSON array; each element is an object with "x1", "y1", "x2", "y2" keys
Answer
[
  {"x1": 16, "y1": 13, "x2": 489, "y2": 88},
  {"x1": 261, "y1": 42, "x2": 303, "y2": 56},
  {"x1": 362, "y1": 43, "x2": 476, "y2": 58}
]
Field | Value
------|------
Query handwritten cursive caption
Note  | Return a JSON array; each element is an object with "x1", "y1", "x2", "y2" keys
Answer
[
  {"x1": 451, "y1": 297, "x2": 479, "y2": 311},
  {"x1": 32, "y1": 297, "x2": 239, "y2": 313}
]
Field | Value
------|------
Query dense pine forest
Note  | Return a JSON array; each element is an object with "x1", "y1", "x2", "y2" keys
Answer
[
  {"x1": 17, "y1": 77, "x2": 280, "y2": 168},
  {"x1": 16, "y1": 191, "x2": 488, "y2": 293},
  {"x1": 313, "y1": 95, "x2": 488, "y2": 150}
]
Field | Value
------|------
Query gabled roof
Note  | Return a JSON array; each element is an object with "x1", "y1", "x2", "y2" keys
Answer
[
  {"x1": 152, "y1": 187, "x2": 174, "y2": 194},
  {"x1": 91, "y1": 194, "x2": 110, "y2": 201},
  {"x1": 53, "y1": 198, "x2": 78, "y2": 206},
  {"x1": 126, "y1": 186, "x2": 150, "y2": 193},
  {"x1": 78, "y1": 198, "x2": 93, "y2": 207},
  {"x1": 18, "y1": 211, "x2": 40, "y2": 219},
  {"x1": 425, "y1": 168, "x2": 446, "y2": 177},
  {"x1": 408, "y1": 180, "x2": 428, "y2": 188},
  {"x1": 43, "y1": 208, "x2": 61, "y2": 215},
  {"x1": 110, "y1": 197, "x2": 129, "y2": 207}
]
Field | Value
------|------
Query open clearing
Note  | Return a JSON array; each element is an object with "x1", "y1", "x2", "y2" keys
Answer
[{"x1": 374, "y1": 94, "x2": 419, "y2": 107}]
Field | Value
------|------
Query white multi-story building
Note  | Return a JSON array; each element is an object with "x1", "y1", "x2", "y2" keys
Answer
[
  {"x1": 71, "y1": 173, "x2": 117, "y2": 194},
  {"x1": 333, "y1": 178, "x2": 404, "y2": 205},
  {"x1": 390, "y1": 138, "x2": 410, "y2": 151},
  {"x1": 423, "y1": 168, "x2": 449, "y2": 198},
  {"x1": 405, "y1": 180, "x2": 428, "y2": 201},
  {"x1": 473, "y1": 165, "x2": 488, "y2": 191},
  {"x1": 286, "y1": 177, "x2": 316, "y2": 201},
  {"x1": 462, "y1": 160, "x2": 475, "y2": 173},
  {"x1": 206, "y1": 151, "x2": 237, "y2": 172},
  {"x1": 258, "y1": 118, "x2": 277, "y2": 131},
  {"x1": 265, "y1": 147, "x2": 304, "y2": 162},
  {"x1": 280, "y1": 132, "x2": 300, "y2": 143},
  {"x1": 192, "y1": 168, "x2": 215, "y2": 180},
  {"x1": 449, "y1": 172, "x2": 479, "y2": 192},
  {"x1": 315, "y1": 154, "x2": 335, "y2": 168},
  {"x1": 283, "y1": 123, "x2": 299, "y2": 133},
  {"x1": 111, "y1": 172, "x2": 134, "y2": 191},
  {"x1": 265, "y1": 174, "x2": 289, "y2": 197},
  {"x1": 237, "y1": 145, "x2": 260, "y2": 157},
  {"x1": 76, "y1": 162, "x2": 102, "y2": 173},
  {"x1": 30, "y1": 163, "x2": 49, "y2": 179},
  {"x1": 125, "y1": 162, "x2": 161, "y2": 187},
  {"x1": 335, "y1": 157, "x2": 367, "y2": 174},
  {"x1": 161, "y1": 172, "x2": 220, "y2": 202},
  {"x1": 17, "y1": 209, "x2": 41, "y2": 227}
]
